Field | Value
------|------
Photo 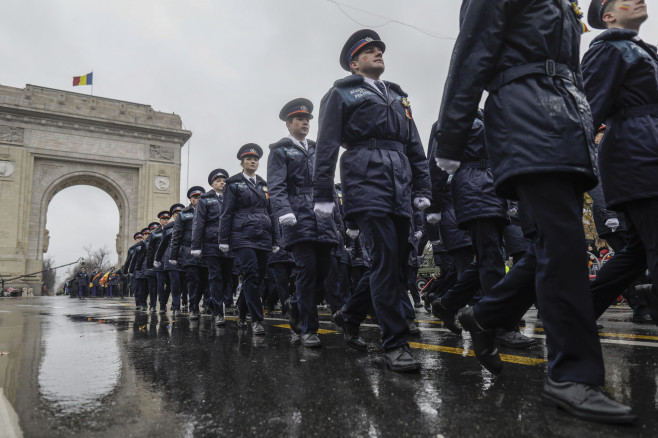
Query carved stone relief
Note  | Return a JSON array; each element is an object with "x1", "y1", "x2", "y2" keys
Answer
[
  {"x1": 0, "y1": 160, "x2": 15, "y2": 177},
  {"x1": 0, "y1": 125, "x2": 24, "y2": 143},
  {"x1": 154, "y1": 176, "x2": 170, "y2": 191},
  {"x1": 150, "y1": 145, "x2": 174, "y2": 161}
]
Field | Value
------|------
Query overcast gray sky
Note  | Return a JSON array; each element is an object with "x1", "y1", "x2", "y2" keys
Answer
[{"x1": 2, "y1": 0, "x2": 655, "y2": 282}]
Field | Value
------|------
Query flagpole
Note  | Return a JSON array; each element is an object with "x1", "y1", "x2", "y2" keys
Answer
[{"x1": 91, "y1": 69, "x2": 94, "y2": 96}]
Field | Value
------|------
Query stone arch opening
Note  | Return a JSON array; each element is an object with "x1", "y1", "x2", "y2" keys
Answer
[{"x1": 38, "y1": 171, "x2": 130, "y2": 265}]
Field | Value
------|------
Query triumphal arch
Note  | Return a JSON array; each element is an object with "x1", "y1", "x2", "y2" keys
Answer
[{"x1": 0, "y1": 84, "x2": 191, "y2": 294}]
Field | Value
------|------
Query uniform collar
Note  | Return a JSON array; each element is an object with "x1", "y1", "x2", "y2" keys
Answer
[{"x1": 287, "y1": 135, "x2": 307, "y2": 150}]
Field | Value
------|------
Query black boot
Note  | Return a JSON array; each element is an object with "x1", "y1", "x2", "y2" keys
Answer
[
  {"x1": 637, "y1": 284, "x2": 658, "y2": 327},
  {"x1": 384, "y1": 345, "x2": 420, "y2": 373},
  {"x1": 431, "y1": 298, "x2": 462, "y2": 335},
  {"x1": 542, "y1": 376, "x2": 636, "y2": 424},
  {"x1": 458, "y1": 307, "x2": 502, "y2": 375},
  {"x1": 333, "y1": 310, "x2": 367, "y2": 351}
]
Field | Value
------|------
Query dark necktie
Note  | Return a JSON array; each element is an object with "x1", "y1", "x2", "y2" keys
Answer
[
  {"x1": 375, "y1": 81, "x2": 386, "y2": 97},
  {"x1": 249, "y1": 177, "x2": 256, "y2": 186}
]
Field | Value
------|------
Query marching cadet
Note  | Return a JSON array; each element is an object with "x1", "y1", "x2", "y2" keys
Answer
[
  {"x1": 312, "y1": 29, "x2": 432, "y2": 371},
  {"x1": 583, "y1": 0, "x2": 658, "y2": 328},
  {"x1": 75, "y1": 266, "x2": 90, "y2": 299},
  {"x1": 170, "y1": 187, "x2": 207, "y2": 320},
  {"x1": 123, "y1": 232, "x2": 144, "y2": 302},
  {"x1": 191, "y1": 169, "x2": 234, "y2": 326},
  {"x1": 267, "y1": 99, "x2": 342, "y2": 347},
  {"x1": 155, "y1": 203, "x2": 186, "y2": 316},
  {"x1": 433, "y1": 0, "x2": 633, "y2": 422},
  {"x1": 266, "y1": 233, "x2": 295, "y2": 318},
  {"x1": 219, "y1": 144, "x2": 280, "y2": 336},
  {"x1": 143, "y1": 222, "x2": 161, "y2": 312},
  {"x1": 148, "y1": 211, "x2": 171, "y2": 314},
  {"x1": 129, "y1": 228, "x2": 151, "y2": 311},
  {"x1": 431, "y1": 111, "x2": 535, "y2": 348}
]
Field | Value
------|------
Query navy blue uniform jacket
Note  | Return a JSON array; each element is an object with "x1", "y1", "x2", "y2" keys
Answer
[
  {"x1": 313, "y1": 75, "x2": 431, "y2": 221},
  {"x1": 434, "y1": 0, "x2": 597, "y2": 199},
  {"x1": 170, "y1": 204, "x2": 204, "y2": 267},
  {"x1": 155, "y1": 222, "x2": 183, "y2": 271},
  {"x1": 192, "y1": 191, "x2": 232, "y2": 259},
  {"x1": 582, "y1": 28, "x2": 658, "y2": 210},
  {"x1": 146, "y1": 225, "x2": 165, "y2": 271},
  {"x1": 267, "y1": 137, "x2": 339, "y2": 249},
  {"x1": 451, "y1": 114, "x2": 506, "y2": 228},
  {"x1": 219, "y1": 173, "x2": 280, "y2": 251}
]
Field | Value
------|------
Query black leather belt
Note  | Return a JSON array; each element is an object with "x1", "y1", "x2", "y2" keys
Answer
[
  {"x1": 289, "y1": 187, "x2": 313, "y2": 195},
  {"x1": 460, "y1": 159, "x2": 490, "y2": 169},
  {"x1": 351, "y1": 138, "x2": 405, "y2": 153},
  {"x1": 488, "y1": 60, "x2": 577, "y2": 92}
]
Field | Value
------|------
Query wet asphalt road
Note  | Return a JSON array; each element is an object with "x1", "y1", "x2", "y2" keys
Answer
[{"x1": 0, "y1": 296, "x2": 657, "y2": 438}]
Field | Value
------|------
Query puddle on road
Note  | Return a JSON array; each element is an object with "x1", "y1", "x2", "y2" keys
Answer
[{"x1": 38, "y1": 315, "x2": 121, "y2": 414}]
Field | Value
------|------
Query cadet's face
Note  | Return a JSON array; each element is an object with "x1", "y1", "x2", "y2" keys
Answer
[
  {"x1": 159, "y1": 217, "x2": 169, "y2": 225},
  {"x1": 212, "y1": 177, "x2": 226, "y2": 192},
  {"x1": 604, "y1": 0, "x2": 648, "y2": 28},
  {"x1": 286, "y1": 116, "x2": 310, "y2": 139},
  {"x1": 172, "y1": 211, "x2": 180, "y2": 219},
  {"x1": 241, "y1": 156, "x2": 259, "y2": 172},
  {"x1": 351, "y1": 45, "x2": 385, "y2": 77},
  {"x1": 190, "y1": 195, "x2": 200, "y2": 206}
]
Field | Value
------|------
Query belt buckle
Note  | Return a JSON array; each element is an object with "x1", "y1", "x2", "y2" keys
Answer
[{"x1": 545, "y1": 59, "x2": 556, "y2": 77}]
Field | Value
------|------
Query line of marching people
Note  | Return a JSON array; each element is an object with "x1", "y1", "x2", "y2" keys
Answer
[{"x1": 98, "y1": 2, "x2": 658, "y2": 422}]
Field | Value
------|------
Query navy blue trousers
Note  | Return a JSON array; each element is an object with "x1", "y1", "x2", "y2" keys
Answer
[
  {"x1": 590, "y1": 197, "x2": 658, "y2": 318},
  {"x1": 146, "y1": 275, "x2": 157, "y2": 309},
  {"x1": 186, "y1": 265, "x2": 209, "y2": 313},
  {"x1": 474, "y1": 176, "x2": 604, "y2": 386},
  {"x1": 441, "y1": 219, "x2": 506, "y2": 313},
  {"x1": 344, "y1": 213, "x2": 411, "y2": 351},
  {"x1": 235, "y1": 248, "x2": 268, "y2": 323},
  {"x1": 167, "y1": 270, "x2": 184, "y2": 311},
  {"x1": 291, "y1": 242, "x2": 342, "y2": 334},
  {"x1": 205, "y1": 256, "x2": 234, "y2": 316},
  {"x1": 155, "y1": 271, "x2": 170, "y2": 311}
]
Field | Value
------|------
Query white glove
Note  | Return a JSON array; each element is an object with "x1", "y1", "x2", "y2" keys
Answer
[
  {"x1": 279, "y1": 213, "x2": 297, "y2": 226},
  {"x1": 314, "y1": 202, "x2": 334, "y2": 218},
  {"x1": 427, "y1": 213, "x2": 442, "y2": 224},
  {"x1": 153, "y1": 261, "x2": 161, "y2": 268},
  {"x1": 168, "y1": 260, "x2": 178, "y2": 266},
  {"x1": 508, "y1": 207, "x2": 518, "y2": 217},
  {"x1": 219, "y1": 244, "x2": 229, "y2": 253},
  {"x1": 346, "y1": 228, "x2": 360, "y2": 239},
  {"x1": 435, "y1": 157, "x2": 461, "y2": 175},
  {"x1": 414, "y1": 231, "x2": 423, "y2": 241},
  {"x1": 272, "y1": 245, "x2": 280, "y2": 253},
  {"x1": 413, "y1": 197, "x2": 431, "y2": 210},
  {"x1": 605, "y1": 218, "x2": 620, "y2": 232},
  {"x1": 190, "y1": 249, "x2": 202, "y2": 257}
]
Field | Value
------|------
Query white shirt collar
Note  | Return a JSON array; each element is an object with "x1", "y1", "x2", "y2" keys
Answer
[
  {"x1": 242, "y1": 172, "x2": 257, "y2": 183},
  {"x1": 287, "y1": 135, "x2": 307, "y2": 150},
  {"x1": 363, "y1": 77, "x2": 386, "y2": 97}
]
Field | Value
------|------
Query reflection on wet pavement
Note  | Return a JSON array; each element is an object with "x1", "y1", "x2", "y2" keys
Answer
[
  {"x1": 39, "y1": 316, "x2": 120, "y2": 414},
  {"x1": 0, "y1": 298, "x2": 657, "y2": 437}
]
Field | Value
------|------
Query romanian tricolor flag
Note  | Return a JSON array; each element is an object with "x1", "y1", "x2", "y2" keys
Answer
[{"x1": 73, "y1": 72, "x2": 93, "y2": 86}]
